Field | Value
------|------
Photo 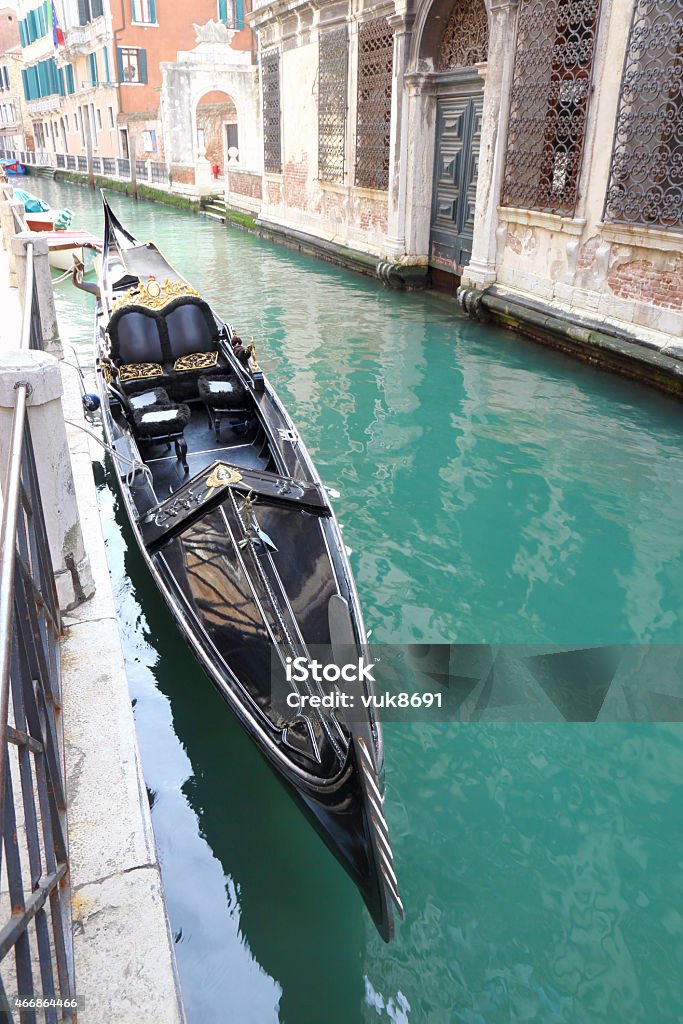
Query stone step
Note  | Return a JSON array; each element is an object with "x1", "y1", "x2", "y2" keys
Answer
[
  {"x1": 203, "y1": 210, "x2": 225, "y2": 222},
  {"x1": 31, "y1": 165, "x2": 56, "y2": 179}
]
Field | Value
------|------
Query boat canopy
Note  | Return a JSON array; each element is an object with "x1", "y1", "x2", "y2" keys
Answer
[{"x1": 13, "y1": 187, "x2": 50, "y2": 213}]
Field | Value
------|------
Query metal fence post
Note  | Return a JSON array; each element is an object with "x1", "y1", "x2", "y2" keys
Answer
[
  {"x1": 11, "y1": 232, "x2": 62, "y2": 357},
  {"x1": 0, "y1": 350, "x2": 94, "y2": 611}
]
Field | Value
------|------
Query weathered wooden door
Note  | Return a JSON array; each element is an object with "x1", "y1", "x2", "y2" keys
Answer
[{"x1": 429, "y1": 91, "x2": 483, "y2": 276}]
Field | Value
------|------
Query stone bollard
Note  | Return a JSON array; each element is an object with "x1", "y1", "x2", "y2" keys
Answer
[
  {"x1": 0, "y1": 187, "x2": 15, "y2": 249},
  {"x1": 1, "y1": 197, "x2": 25, "y2": 288},
  {"x1": 0, "y1": 349, "x2": 94, "y2": 611},
  {"x1": 12, "y1": 231, "x2": 62, "y2": 357}
]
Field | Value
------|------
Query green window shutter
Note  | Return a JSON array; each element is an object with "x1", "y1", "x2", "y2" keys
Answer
[
  {"x1": 66, "y1": 64, "x2": 74, "y2": 94},
  {"x1": 58, "y1": 67, "x2": 65, "y2": 96},
  {"x1": 218, "y1": 0, "x2": 227, "y2": 22},
  {"x1": 19, "y1": 20, "x2": 25, "y2": 46},
  {"x1": 103, "y1": 47, "x2": 110, "y2": 83},
  {"x1": 149, "y1": 0, "x2": 156, "y2": 22},
  {"x1": 138, "y1": 48, "x2": 147, "y2": 84},
  {"x1": 21, "y1": 68, "x2": 28, "y2": 99},
  {"x1": 89, "y1": 52, "x2": 98, "y2": 85},
  {"x1": 235, "y1": 0, "x2": 244, "y2": 29},
  {"x1": 116, "y1": 46, "x2": 124, "y2": 83}
]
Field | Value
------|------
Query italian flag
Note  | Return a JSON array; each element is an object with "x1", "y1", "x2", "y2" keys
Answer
[{"x1": 48, "y1": 1, "x2": 65, "y2": 48}]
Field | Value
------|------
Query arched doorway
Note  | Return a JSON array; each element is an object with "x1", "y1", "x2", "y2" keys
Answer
[
  {"x1": 422, "y1": 0, "x2": 489, "y2": 280},
  {"x1": 196, "y1": 89, "x2": 238, "y2": 178}
]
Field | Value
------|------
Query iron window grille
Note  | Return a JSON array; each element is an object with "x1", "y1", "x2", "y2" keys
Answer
[
  {"x1": 438, "y1": 0, "x2": 489, "y2": 70},
  {"x1": 318, "y1": 27, "x2": 349, "y2": 183},
  {"x1": 603, "y1": 0, "x2": 682, "y2": 229},
  {"x1": 355, "y1": 17, "x2": 394, "y2": 191},
  {"x1": 262, "y1": 49, "x2": 282, "y2": 174},
  {"x1": 501, "y1": 0, "x2": 602, "y2": 215}
]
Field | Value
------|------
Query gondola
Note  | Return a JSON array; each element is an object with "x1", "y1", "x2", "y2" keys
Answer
[{"x1": 88, "y1": 194, "x2": 403, "y2": 941}]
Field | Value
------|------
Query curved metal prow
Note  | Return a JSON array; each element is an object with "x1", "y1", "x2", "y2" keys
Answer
[{"x1": 70, "y1": 255, "x2": 100, "y2": 298}]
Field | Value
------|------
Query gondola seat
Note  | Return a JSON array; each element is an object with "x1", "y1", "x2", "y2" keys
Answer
[
  {"x1": 107, "y1": 307, "x2": 165, "y2": 394},
  {"x1": 128, "y1": 387, "x2": 191, "y2": 473},
  {"x1": 162, "y1": 298, "x2": 231, "y2": 398},
  {"x1": 198, "y1": 374, "x2": 249, "y2": 435}
]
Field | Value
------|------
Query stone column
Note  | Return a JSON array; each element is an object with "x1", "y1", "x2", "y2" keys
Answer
[
  {"x1": 11, "y1": 231, "x2": 62, "y2": 357},
  {"x1": 460, "y1": 0, "x2": 519, "y2": 290},
  {"x1": 0, "y1": 350, "x2": 94, "y2": 611},
  {"x1": 384, "y1": 13, "x2": 415, "y2": 260},
  {"x1": 402, "y1": 72, "x2": 438, "y2": 265}
]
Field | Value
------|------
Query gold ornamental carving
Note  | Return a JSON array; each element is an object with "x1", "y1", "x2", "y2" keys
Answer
[{"x1": 111, "y1": 277, "x2": 201, "y2": 313}]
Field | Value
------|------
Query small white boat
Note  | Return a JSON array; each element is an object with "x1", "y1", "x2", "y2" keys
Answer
[{"x1": 46, "y1": 229, "x2": 102, "y2": 272}]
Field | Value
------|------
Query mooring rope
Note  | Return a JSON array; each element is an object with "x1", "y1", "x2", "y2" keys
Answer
[{"x1": 64, "y1": 418, "x2": 154, "y2": 488}]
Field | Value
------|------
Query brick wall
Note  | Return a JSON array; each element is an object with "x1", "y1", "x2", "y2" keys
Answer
[
  {"x1": 358, "y1": 195, "x2": 388, "y2": 234},
  {"x1": 608, "y1": 257, "x2": 683, "y2": 312},
  {"x1": 267, "y1": 180, "x2": 282, "y2": 205},
  {"x1": 230, "y1": 170, "x2": 262, "y2": 199},
  {"x1": 284, "y1": 154, "x2": 309, "y2": 210},
  {"x1": 170, "y1": 164, "x2": 195, "y2": 186}
]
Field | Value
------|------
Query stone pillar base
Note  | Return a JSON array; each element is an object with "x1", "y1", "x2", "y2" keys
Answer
[{"x1": 0, "y1": 349, "x2": 94, "y2": 611}]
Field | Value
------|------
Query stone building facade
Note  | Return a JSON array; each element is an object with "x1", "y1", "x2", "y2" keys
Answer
[
  {"x1": 245, "y1": 0, "x2": 682, "y2": 349},
  {"x1": 0, "y1": 8, "x2": 31, "y2": 153},
  {"x1": 8, "y1": 0, "x2": 257, "y2": 181},
  {"x1": 160, "y1": 15, "x2": 259, "y2": 191}
]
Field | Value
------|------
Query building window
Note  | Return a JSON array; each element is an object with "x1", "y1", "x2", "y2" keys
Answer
[
  {"x1": 65, "y1": 64, "x2": 75, "y2": 94},
  {"x1": 108, "y1": 105, "x2": 115, "y2": 128},
  {"x1": 96, "y1": 108, "x2": 102, "y2": 131},
  {"x1": 21, "y1": 56, "x2": 63, "y2": 102},
  {"x1": 501, "y1": 0, "x2": 601, "y2": 215},
  {"x1": 438, "y1": 0, "x2": 488, "y2": 70},
  {"x1": 318, "y1": 27, "x2": 348, "y2": 183},
  {"x1": 218, "y1": 0, "x2": 244, "y2": 29},
  {"x1": 77, "y1": 0, "x2": 103, "y2": 23},
  {"x1": 142, "y1": 129, "x2": 157, "y2": 152},
  {"x1": 604, "y1": 0, "x2": 682, "y2": 229},
  {"x1": 117, "y1": 47, "x2": 148, "y2": 84},
  {"x1": 132, "y1": 0, "x2": 156, "y2": 24},
  {"x1": 89, "y1": 51, "x2": 98, "y2": 86},
  {"x1": 355, "y1": 17, "x2": 393, "y2": 191},
  {"x1": 0, "y1": 67, "x2": 9, "y2": 91},
  {"x1": 262, "y1": 49, "x2": 281, "y2": 173},
  {"x1": 103, "y1": 47, "x2": 110, "y2": 83}
]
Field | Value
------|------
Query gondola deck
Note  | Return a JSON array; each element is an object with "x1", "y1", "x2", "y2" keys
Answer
[{"x1": 89, "y1": 194, "x2": 404, "y2": 941}]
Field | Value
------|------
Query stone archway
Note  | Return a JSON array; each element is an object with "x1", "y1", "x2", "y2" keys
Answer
[
  {"x1": 196, "y1": 89, "x2": 237, "y2": 176},
  {"x1": 393, "y1": 0, "x2": 518, "y2": 289},
  {"x1": 396, "y1": 0, "x2": 490, "y2": 285},
  {"x1": 160, "y1": 22, "x2": 259, "y2": 190}
]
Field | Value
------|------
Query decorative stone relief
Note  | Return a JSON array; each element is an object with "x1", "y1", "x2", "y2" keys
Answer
[{"x1": 193, "y1": 20, "x2": 233, "y2": 45}]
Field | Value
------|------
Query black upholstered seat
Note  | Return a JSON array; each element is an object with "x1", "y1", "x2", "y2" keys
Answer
[
  {"x1": 165, "y1": 301, "x2": 218, "y2": 358},
  {"x1": 198, "y1": 374, "x2": 249, "y2": 435},
  {"x1": 108, "y1": 309, "x2": 164, "y2": 365},
  {"x1": 127, "y1": 387, "x2": 191, "y2": 473},
  {"x1": 106, "y1": 296, "x2": 228, "y2": 399},
  {"x1": 198, "y1": 375, "x2": 247, "y2": 407}
]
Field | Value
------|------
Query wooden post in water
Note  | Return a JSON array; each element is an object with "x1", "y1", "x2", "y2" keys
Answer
[
  {"x1": 84, "y1": 106, "x2": 95, "y2": 190},
  {"x1": 130, "y1": 131, "x2": 138, "y2": 201}
]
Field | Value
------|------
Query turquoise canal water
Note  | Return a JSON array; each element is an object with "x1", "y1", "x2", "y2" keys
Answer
[{"x1": 39, "y1": 179, "x2": 683, "y2": 1023}]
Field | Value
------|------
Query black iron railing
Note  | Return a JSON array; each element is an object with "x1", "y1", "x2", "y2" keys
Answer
[
  {"x1": 0, "y1": 234, "x2": 76, "y2": 1021},
  {"x1": 2, "y1": 150, "x2": 169, "y2": 189}
]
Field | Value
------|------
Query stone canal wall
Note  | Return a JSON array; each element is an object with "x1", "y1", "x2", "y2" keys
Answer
[{"x1": 0, "y1": 206, "x2": 185, "y2": 1023}]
